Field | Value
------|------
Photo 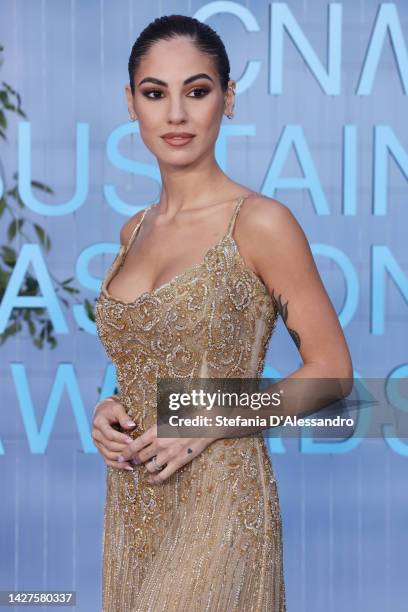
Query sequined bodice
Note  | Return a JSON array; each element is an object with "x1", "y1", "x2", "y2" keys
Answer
[
  {"x1": 97, "y1": 196, "x2": 286, "y2": 611},
  {"x1": 94, "y1": 196, "x2": 278, "y2": 431}
]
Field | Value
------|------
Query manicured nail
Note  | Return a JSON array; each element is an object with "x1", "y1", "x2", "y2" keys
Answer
[
  {"x1": 126, "y1": 421, "x2": 136, "y2": 427},
  {"x1": 131, "y1": 458, "x2": 141, "y2": 465},
  {"x1": 117, "y1": 455, "x2": 125, "y2": 462},
  {"x1": 124, "y1": 466, "x2": 134, "y2": 471}
]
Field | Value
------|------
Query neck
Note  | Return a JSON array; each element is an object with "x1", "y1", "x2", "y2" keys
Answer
[{"x1": 156, "y1": 155, "x2": 235, "y2": 215}]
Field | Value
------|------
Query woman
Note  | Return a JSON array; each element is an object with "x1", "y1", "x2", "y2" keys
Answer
[{"x1": 92, "y1": 14, "x2": 353, "y2": 612}]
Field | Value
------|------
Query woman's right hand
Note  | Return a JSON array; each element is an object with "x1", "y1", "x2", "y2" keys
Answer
[{"x1": 91, "y1": 398, "x2": 137, "y2": 471}]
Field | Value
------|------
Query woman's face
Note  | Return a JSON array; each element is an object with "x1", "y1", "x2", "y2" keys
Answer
[{"x1": 125, "y1": 36, "x2": 235, "y2": 166}]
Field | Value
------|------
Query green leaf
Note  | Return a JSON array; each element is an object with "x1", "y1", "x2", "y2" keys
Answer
[
  {"x1": 3, "y1": 101, "x2": 17, "y2": 112},
  {"x1": 25, "y1": 276, "x2": 40, "y2": 294},
  {"x1": 63, "y1": 286, "x2": 79, "y2": 294},
  {"x1": 2, "y1": 82, "x2": 17, "y2": 96},
  {"x1": 0, "y1": 266, "x2": 11, "y2": 289},
  {"x1": 2, "y1": 321, "x2": 20, "y2": 338},
  {"x1": 7, "y1": 219, "x2": 17, "y2": 240},
  {"x1": 32, "y1": 223, "x2": 51, "y2": 251},
  {"x1": 7, "y1": 218, "x2": 24, "y2": 241},
  {"x1": 84, "y1": 298, "x2": 95, "y2": 322},
  {"x1": 33, "y1": 223, "x2": 46, "y2": 246},
  {"x1": 0, "y1": 110, "x2": 7, "y2": 129},
  {"x1": 31, "y1": 180, "x2": 53, "y2": 194},
  {"x1": 2, "y1": 245, "x2": 17, "y2": 266},
  {"x1": 48, "y1": 336, "x2": 57, "y2": 349},
  {"x1": 7, "y1": 187, "x2": 26, "y2": 209}
]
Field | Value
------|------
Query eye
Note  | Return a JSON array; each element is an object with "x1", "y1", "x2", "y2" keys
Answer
[
  {"x1": 187, "y1": 87, "x2": 210, "y2": 98},
  {"x1": 143, "y1": 89, "x2": 164, "y2": 99},
  {"x1": 141, "y1": 87, "x2": 210, "y2": 100}
]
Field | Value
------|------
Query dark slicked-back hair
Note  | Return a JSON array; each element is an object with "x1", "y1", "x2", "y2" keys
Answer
[{"x1": 128, "y1": 14, "x2": 231, "y2": 95}]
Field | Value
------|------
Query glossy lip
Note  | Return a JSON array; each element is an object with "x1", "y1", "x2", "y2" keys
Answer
[
  {"x1": 161, "y1": 132, "x2": 195, "y2": 138},
  {"x1": 161, "y1": 134, "x2": 195, "y2": 147}
]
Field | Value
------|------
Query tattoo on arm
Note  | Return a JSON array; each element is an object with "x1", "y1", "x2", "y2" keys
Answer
[{"x1": 271, "y1": 289, "x2": 301, "y2": 349}]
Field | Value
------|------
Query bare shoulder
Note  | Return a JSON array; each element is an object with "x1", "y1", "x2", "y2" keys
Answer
[
  {"x1": 119, "y1": 207, "x2": 149, "y2": 247},
  {"x1": 239, "y1": 194, "x2": 312, "y2": 287},
  {"x1": 240, "y1": 193, "x2": 306, "y2": 243}
]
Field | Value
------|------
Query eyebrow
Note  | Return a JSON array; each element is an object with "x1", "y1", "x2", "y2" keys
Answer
[{"x1": 137, "y1": 73, "x2": 215, "y2": 87}]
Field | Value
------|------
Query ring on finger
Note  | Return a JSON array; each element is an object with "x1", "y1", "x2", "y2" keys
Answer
[{"x1": 151, "y1": 455, "x2": 165, "y2": 471}]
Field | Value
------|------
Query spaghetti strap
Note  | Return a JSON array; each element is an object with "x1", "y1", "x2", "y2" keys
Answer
[
  {"x1": 225, "y1": 193, "x2": 253, "y2": 239},
  {"x1": 126, "y1": 194, "x2": 254, "y2": 255},
  {"x1": 124, "y1": 204, "x2": 154, "y2": 255}
]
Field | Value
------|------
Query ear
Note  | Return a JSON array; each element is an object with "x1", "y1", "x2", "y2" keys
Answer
[
  {"x1": 224, "y1": 80, "x2": 236, "y2": 116},
  {"x1": 124, "y1": 84, "x2": 137, "y2": 121}
]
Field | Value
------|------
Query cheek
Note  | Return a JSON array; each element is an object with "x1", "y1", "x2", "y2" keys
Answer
[
  {"x1": 195, "y1": 102, "x2": 223, "y2": 130},
  {"x1": 138, "y1": 110, "x2": 161, "y2": 129},
  {"x1": 137, "y1": 115, "x2": 162, "y2": 146}
]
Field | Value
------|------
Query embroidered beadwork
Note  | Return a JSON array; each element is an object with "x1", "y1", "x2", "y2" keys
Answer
[{"x1": 95, "y1": 195, "x2": 286, "y2": 611}]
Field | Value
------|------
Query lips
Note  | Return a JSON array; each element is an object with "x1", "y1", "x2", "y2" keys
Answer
[{"x1": 161, "y1": 134, "x2": 195, "y2": 147}]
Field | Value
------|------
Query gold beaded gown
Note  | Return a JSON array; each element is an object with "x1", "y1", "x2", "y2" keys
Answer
[{"x1": 94, "y1": 195, "x2": 286, "y2": 611}]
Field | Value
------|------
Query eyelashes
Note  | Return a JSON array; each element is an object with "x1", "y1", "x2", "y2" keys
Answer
[{"x1": 141, "y1": 87, "x2": 210, "y2": 100}]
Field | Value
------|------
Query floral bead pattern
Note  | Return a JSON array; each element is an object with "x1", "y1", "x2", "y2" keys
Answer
[{"x1": 95, "y1": 196, "x2": 286, "y2": 611}]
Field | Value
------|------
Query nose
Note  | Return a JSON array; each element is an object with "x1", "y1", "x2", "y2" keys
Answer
[{"x1": 166, "y1": 93, "x2": 188, "y2": 124}]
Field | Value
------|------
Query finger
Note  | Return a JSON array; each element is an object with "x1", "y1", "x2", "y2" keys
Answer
[
  {"x1": 134, "y1": 441, "x2": 163, "y2": 465},
  {"x1": 145, "y1": 461, "x2": 175, "y2": 484},
  {"x1": 93, "y1": 398, "x2": 128, "y2": 424},
  {"x1": 105, "y1": 458, "x2": 135, "y2": 471},
  {"x1": 104, "y1": 402, "x2": 139, "y2": 431},
  {"x1": 92, "y1": 430, "x2": 130, "y2": 453},
  {"x1": 116, "y1": 427, "x2": 156, "y2": 462},
  {"x1": 96, "y1": 440, "x2": 132, "y2": 462},
  {"x1": 144, "y1": 452, "x2": 171, "y2": 474},
  {"x1": 94, "y1": 441, "x2": 134, "y2": 469},
  {"x1": 93, "y1": 401, "x2": 139, "y2": 439},
  {"x1": 147, "y1": 443, "x2": 198, "y2": 482},
  {"x1": 94, "y1": 420, "x2": 134, "y2": 445},
  {"x1": 117, "y1": 413, "x2": 139, "y2": 429}
]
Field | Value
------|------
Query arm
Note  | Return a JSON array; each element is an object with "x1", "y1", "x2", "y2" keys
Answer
[
  {"x1": 194, "y1": 196, "x2": 354, "y2": 438},
  {"x1": 247, "y1": 196, "x2": 353, "y2": 380}
]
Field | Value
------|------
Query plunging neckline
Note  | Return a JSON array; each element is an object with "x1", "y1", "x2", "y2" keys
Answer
[
  {"x1": 100, "y1": 197, "x2": 272, "y2": 307},
  {"x1": 101, "y1": 233, "x2": 271, "y2": 307}
]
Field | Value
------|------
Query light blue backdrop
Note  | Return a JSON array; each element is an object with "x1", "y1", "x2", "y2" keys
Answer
[{"x1": 0, "y1": 1, "x2": 407, "y2": 611}]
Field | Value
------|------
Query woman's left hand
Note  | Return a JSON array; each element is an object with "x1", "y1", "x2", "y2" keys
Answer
[{"x1": 116, "y1": 424, "x2": 218, "y2": 484}]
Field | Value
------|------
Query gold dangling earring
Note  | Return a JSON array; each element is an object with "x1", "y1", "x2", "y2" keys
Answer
[{"x1": 226, "y1": 84, "x2": 235, "y2": 119}]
